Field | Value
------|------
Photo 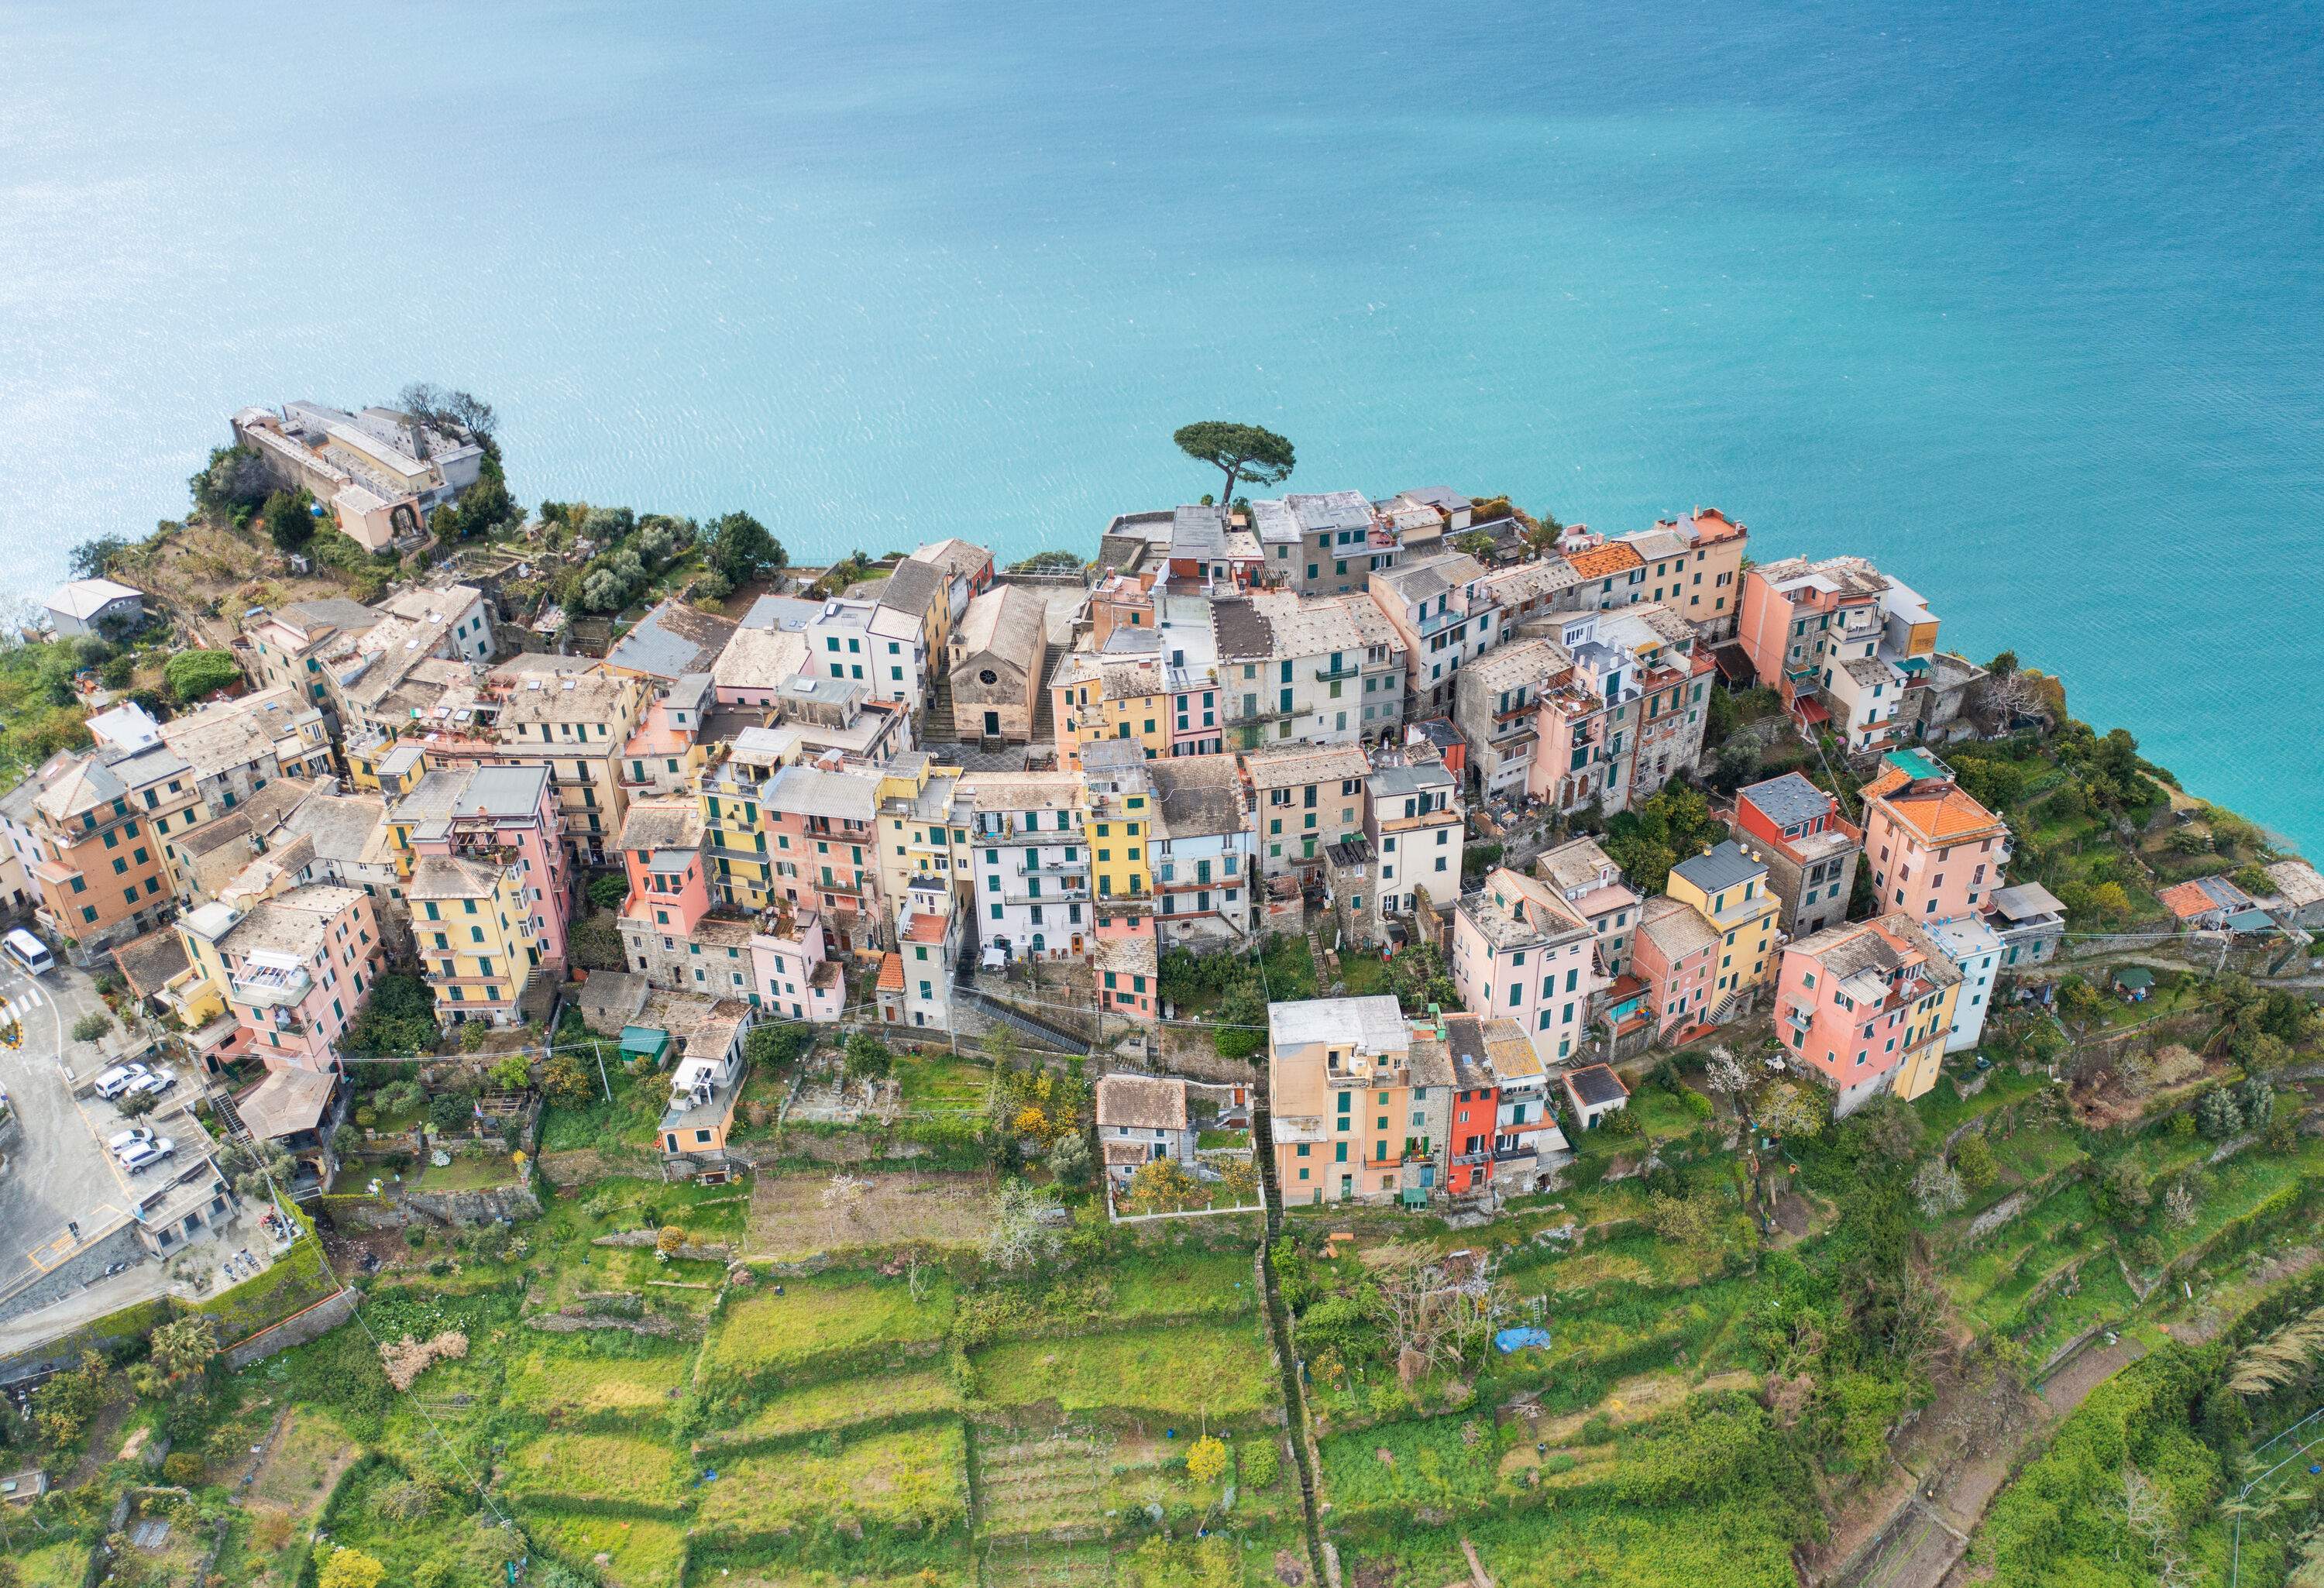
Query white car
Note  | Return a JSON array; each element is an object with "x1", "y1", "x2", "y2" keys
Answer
[
  {"x1": 108, "y1": 1126, "x2": 156, "y2": 1154},
  {"x1": 116, "y1": 1136, "x2": 175, "y2": 1175},
  {"x1": 123, "y1": 1067, "x2": 177, "y2": 1098},
  {"x1": 93, "y1": 1063, "x2": 151, "y2": 1100}
]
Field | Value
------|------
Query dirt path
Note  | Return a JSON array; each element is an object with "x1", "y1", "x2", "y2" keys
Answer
[{"x1": 1817, "y1": 1336, "x2": 2147, "y2": 1588}]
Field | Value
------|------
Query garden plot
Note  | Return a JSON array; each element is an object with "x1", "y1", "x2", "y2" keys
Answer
[
  {"x1": 1319, "y1": 1416, "x2": 1505, "y2": 1516},
  {"x1": 695, "y1": 1423, "x2": 969, "y2": 1545},
  {"x1": 697, "y1": 1368, "x2": 964, "y2": 1454},
  {"x1": 321, "y1": 1460, "x2": 528, "y2": 1587},
  {"x1": 500, "y1": 1431, "x2": 691, "y2": 1514},
  {"x1": 980, "y1": 1538, "x2": 1112, "y2": 1588},
  {"x1": 520, "y1": 1510, "x2": 690, "y2": 1588},
  {"x1": 247, "y1": 1407, "x2": 363, "y2": 1516},
  {"x1": 505, "y1": 1344, "x2": 693, "y2": 1428},
  {"x1": 14, "y1": 1542, "x2": 87, "y2": 1588},
  {"x1": 700, "y1": 1273, "x2": 954, "y2": 1386},
  {"x1": 747, "y1": 1171, "x2": 996, "y2": 1262},
  {"x1": 971, "y1": 1322, "x2": 1278, "y2": 1422},
  {"x1": 973, "y1": 1432, "x2": 1112, "y2": 1539}
]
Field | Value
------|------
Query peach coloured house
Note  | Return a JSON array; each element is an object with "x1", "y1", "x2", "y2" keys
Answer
[
  {"x1": 176, "y1": 884, "x2": 384, "y2": 1073},
  {"x1": 1859, "y1": 753, "x2": 2011, "y2": 922},
  {"x1": 1772, "y1": 913, "x2": 1964, "y2": 1115},
  {"x1": 1735, "y1": 555, "x2": 1889, "y2": 732},
  {"x1": 1633, "y1": 895, "x2": 1720, "y2": 1039}
]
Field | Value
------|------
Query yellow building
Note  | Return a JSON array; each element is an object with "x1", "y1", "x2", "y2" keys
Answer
[
  {"x1": 1080, "y1": 745, "x2": 1153, "y2": 909},
  {"x1": 1664, "y1": 840, "x2": 1782, "y2": 1009},
  {"x1": 410, "y1": 851, "x2": 543, "y2": 1026},
  {"x1": 1892, "y1": 975, "x2": 1961, "y2": 1102},
  {"x1": 875, "y1": 755, "x2": 970, "y2": 913},
  {"x1": 699, "y1": 730, "x2": 796, "y2": 909},
  {"x1": 1050, "y1": 651, "x2": 1170, "y2": 769}
]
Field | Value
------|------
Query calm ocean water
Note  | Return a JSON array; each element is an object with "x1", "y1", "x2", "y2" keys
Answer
[{"x1": 2, "y1": 2, "x2": 2319, "y2": 845}]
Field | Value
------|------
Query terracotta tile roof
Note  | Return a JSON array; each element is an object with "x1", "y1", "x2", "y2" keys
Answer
[
  {"x1": 2158, "y1": 875, "x2": 2251, "y2": 920},
  {"x1": 1863, "y1": 772, "x2": 2005, "y2": 842},
  {"x1": 876, "y1": 951, "x2": 905, "y2": 991},
  {"x1": 1564, "y1": 542, "x2": 1645, "y2": 581}
]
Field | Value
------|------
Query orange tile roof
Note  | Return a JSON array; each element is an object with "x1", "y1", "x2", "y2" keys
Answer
[
  {"x1": 905, "y1": 912, "x2": 948, "y2": 944},
  {"x1": 2157, "y1": 881, "x2": 2219, "y2": 920},
  {"x1": 876, "y1": 950, "x2": 905, "y2": 991},
  {"x1": 1690, "y1": 507, "x2": 1746, "y2": 542},
  {"x1": 1565, "y1": 543, "x2": 1645, "y2": 580},
  {"x1": 1864, "y1": 772, "x2": 2006, "y2": 843}
]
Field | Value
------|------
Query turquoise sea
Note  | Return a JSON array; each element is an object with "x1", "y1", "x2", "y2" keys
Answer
[{"x1": 2, "y1": 2, "x2": 2319, "y2": 846}]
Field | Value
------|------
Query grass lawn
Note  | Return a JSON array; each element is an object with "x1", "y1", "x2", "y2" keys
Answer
[
  {"x1": 519, "y1": 1509, "x2": 689, "y2": 1588},
  {"x1": 971, "y1": 1322, "x2": 1277, "y2": 1420},
  {"x1": 703, "y1": 1273, "x2": 954, "y2": 1381},
  {"x1": 505, "y1": 1344, "x2": 694, "y2": 1428},
  {"x1": 15, "y1": 1542, "x2": 88, "y2": 1588},
  {"x1": 697, "y1": 1368, "x2": 964, "y2": 1451},
  {"x1": 1336, "y1": 953, "x2": 1391, "y2": 999},
  {"x1": 696, "y1": 1424, "x2": 968, "y2": 1542},
  {"x1": 540, "y1": 1064, "x2": 669, "y2": 1153},
  {"x1": 1103, "y1": 1247, "x2": 1260, "y2": 1321},
  {"x1": 502, "y1": 1432, "x2": 691, "y2": 1514},
  {"x1": 1625, "y1": 1086, "x2": 1712, "y2": 1143}
]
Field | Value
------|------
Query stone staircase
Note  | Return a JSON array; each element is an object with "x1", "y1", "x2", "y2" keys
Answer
[
  {"x1": 1026, "y1": 641, "x2": 1054, "y2": 746},
  {"x1": 923, "y1": 674, "x2": 960, "y2": 744}
]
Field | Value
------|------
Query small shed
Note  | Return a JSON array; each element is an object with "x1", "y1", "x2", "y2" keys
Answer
[
  {"x1": 2112, "y1": 965, "x2": 2156, "y2": 1000},
  {"x1": 1560, "y1": 1064, "x2": 1631, "y2": 1132},
  {"x1": 620, "y1": 1026, "x2": 672, "y2": 1067}
]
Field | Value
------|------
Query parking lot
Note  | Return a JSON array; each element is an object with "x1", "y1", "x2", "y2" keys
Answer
[{"x1": 0, "y1": 954, "x2": 242, "y2": 1311}]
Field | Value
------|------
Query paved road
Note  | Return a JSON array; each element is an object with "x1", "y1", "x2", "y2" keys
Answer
[{"x1": 0, "y1": 959, "x2": 150, "y2": 1301}]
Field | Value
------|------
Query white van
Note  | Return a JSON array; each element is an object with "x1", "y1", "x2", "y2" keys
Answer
[{"x1": 2, "y1": 929, "x2": 53, "y2": 977}]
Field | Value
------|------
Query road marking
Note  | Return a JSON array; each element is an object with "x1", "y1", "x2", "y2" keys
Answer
[
  {"x1": 21, "y1": 985, "x2": 42, "y2": 1008},
  {"x1": 26, "y1": 1232, "x2": 76, "y2": 1272}
]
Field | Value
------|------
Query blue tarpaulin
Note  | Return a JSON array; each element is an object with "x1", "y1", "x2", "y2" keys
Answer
[{"x1": 1494, "y1": 1327, "x2": 1552, "y2": 1353}]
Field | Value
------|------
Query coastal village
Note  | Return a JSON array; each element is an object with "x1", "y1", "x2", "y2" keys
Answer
[{"x1": 3, "y1": 402, "x2": 2323, "y2": 1588}]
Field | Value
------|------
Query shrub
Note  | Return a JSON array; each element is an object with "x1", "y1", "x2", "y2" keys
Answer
[
  {"x1": 586, "y1": 874, "x2": 628, "y2": 910},
  {"x1": 1239, "y1": 1439, "x2": 1281, "y2": 1488},
  {"x1": 1185, "y1": 1435, "x2": 1228, "y2": 1484},
  {"x1": 164, "y1": 649, "x2": 242, "y2": 703},
  {"x1": 428, "y1": 1090, "x2": 474, "y2": 1133}
]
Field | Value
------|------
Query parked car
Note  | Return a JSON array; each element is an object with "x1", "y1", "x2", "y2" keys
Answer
[
  {"x1": 122, "y1": 1067, "x2": 178, "y2": 1098},
  {"x1": 108, "y1": 1126, "x2": 156, "y2": 1154},
  {"x1": 116, "y1": 1136, "x2": 175, "y2": 1175},
  {"x1": 93, "y1": 1063, "x2": 151, "y2": 1100}
]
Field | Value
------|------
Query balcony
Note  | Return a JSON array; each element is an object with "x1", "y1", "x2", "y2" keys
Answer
[
  {"x1": 231, "y1": 956, "x2": 311, "y2": 1009},
  {"x1": 1314, "y1": 660, "x2": 1360, "y2": 682}
]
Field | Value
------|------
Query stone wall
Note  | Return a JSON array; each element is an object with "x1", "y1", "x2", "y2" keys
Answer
[{"x1": 224, "y1": 1287, "x2": 359, "y2": 1370}]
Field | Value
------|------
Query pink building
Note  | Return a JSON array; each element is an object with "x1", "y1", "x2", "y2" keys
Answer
[
  {"x1": 620, "y1": 674, "x2": 710, "y2": 799},
  {"x1": 1859, "y1": 754, "x2": 2011, "y2": 922},
  {"x1": 1773, "y1": 913, "x2": 1961, "y2": 1115},
  {"x1": 178, "y1": 885, "x2": 384, "y2": 1073},
  {"x1": 617, "y1": 799, "x2": 713, "y2": 939},
  {"x1": 762, "y1": 761, "x2": 884, "y2": 957},
  {"x1": 751, "y1": 908, "x2": 846, "y2": 1023},
  {"x1": 394, "y1": 762, "x2": 572, "y2": 965},
  {"x1": 1449, "y1": 867, "x2": 1600, "y2": 1064},
  {"x1": 1633, "y1": 895, "x2": 1719, "y2": 1039}
]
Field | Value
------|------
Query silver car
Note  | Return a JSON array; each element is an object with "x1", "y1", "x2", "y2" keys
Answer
[
  {"x1": 108, "y1": 1126, "x2": 156, "y2": 1153},
  {"x1": 116, "y1": 1136, "x2": 176, "y2": 1175},
  {"x1": 122, "y1": 1067, "x2": 177, "y2": 1098},
  {"x1": 93, "y1": 1063, "x2": 151, "y2": 1100}
]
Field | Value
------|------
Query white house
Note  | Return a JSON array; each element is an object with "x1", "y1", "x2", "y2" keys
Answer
[
  {"x1": 1927, "y1": 914, "x2": 2004, "y2": 1054},
  {"x1": 45, "y1": 579, "x2": 146, "y2": 638},
  {"x1": 961, "y1": 771, "x2": 1090, "y2": 963}
]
